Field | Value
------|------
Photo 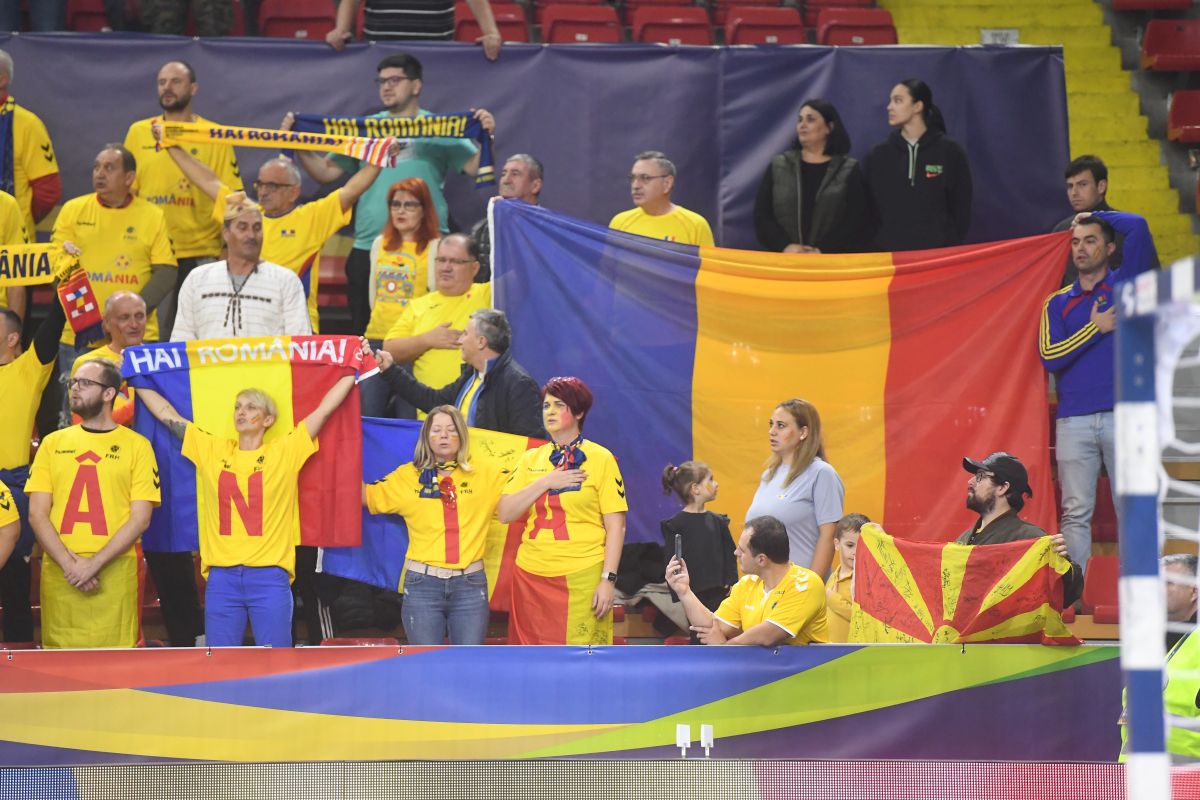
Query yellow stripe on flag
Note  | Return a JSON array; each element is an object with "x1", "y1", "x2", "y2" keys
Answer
[
  {"x1": 940, "y1": 541, "x2": 971, "y2": 624},
  {"x1": 978, "y1": 537, "x2": 1057, "y2": 615},
  {"x1": 962, "y1": 605, "x2": 1075, "y2": 643},
  {"x1": 692, "y1": 249, "x2": 896, "y2": 534}
]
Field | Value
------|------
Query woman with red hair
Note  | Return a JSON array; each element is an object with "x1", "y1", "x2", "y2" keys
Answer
[
  {"x1": 498, "y1": 377, "x2": 627, "y2": 644},
  {"x1": 363, "y1": 178, "x2": 440, "y2": 416}
]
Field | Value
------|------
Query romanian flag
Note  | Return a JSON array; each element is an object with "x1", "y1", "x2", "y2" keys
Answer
[
  {"x1": 122, "y1": 337, "x2": 371, "y2": 552},
  {"x1": 319, "y1": 417, "x2": 542, "y2": 610},
  {"x1": 849, "y1": 524, "x2": 1080, "y2": 645},
  {"x1": 491, "y1": 202, "x2": 1067, "y2": 545}
]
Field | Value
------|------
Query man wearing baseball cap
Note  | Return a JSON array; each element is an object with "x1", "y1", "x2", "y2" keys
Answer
[{"x1": 958, "y1": 451, "x2": 1082, "y2": 606}]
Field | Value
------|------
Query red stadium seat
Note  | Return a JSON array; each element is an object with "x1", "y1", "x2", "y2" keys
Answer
[
  {"x1": 709, "y1": 0, "x2": 774, "y2": 27},
  {"x1": 455, "y1": 1, "x2": 529, "y2": 42},
  {"x1": 726, "y1": 7, "x2": 805, "y2": 44},
  {"x1": 320, "y1": 637, "x2": 401, "y2": 646},
  {"x1": 258, "y1": 0, "x2": 335, "y2": 39},
  {"x1": 663, "y1": 635, "x2": 691, "y2": 645},
  {"x1": 1092, "y1": 475, "x2": 1118, "y2": 544},
  {"x1": 1081, "y1": 555, "x2": 1119, "y2": 623},
  {"x1": 532, "y1": 0, "x2": 603, "y2": 25},
  {"x1": 1112, "y1": 0, "x2": 1192, "y2": 9},
  {"x1": 1168, "y1": 90, "x2": 1200, "y2": 144},
  {"x1": 631, "y1": 6, "x2": 712, "y2": 45},
  {"x1": 541, "y1": 4, "x2": 622, "y2": 43},
  {"x1": 816, "y1": 7, "x2": 896, "y2": 46},
  {"x1": 1141, "y1": 20, "x2": 1200, "y2": 71},
  {"x1": 802, "y1": 0, "x2": 872, "y2": 29},
  {"x1": 67, "y1": 0, "x2": 109, "y2": 31},
  {"x1": 612, "y1": 604, "x2": 626, "y2": 623},
  {"x1": 623, "y1": 0, "x2": 692, "y2": 25}
]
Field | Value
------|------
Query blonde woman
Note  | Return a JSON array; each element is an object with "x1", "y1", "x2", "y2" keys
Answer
[
  {"x1": 363, "y1": 405, "x2": 507, "y2": 644},
  {"x1": 745, "y1": 399, "x2": 844, "y2": 578}
]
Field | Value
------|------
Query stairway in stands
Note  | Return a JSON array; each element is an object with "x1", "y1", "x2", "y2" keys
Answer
[{"x1": 879, "y1": 0, "x2": 1200, "y2": 264}]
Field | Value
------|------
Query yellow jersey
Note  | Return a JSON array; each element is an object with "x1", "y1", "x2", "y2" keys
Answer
[
  {"x1": 503, "y1": 440, "x2": 626, "y2": 577},
  {"x1": 384, "y1": 283, "x2": 491, "y2": 389},
  {"x1": 608, "y1": 205, "x2": 714, "y2": 246},
  {"x1": 0, "y1": 478, "x2": 18, "y2": 529},
  {"x1": 0, "y1": 189, "x2": 29, "y2": 310},
  {"x1": 0, "y1": 347, "x2": 55, "y2": 470},
  {"x1": 25, "y1": 424, "x2": 160, "y2": 557},
  {"x1": 715, "y1": 563, "x2": 829, "y2": 645},
  {"x1": 3, "y1": 100, "x2": 58, "y2": 236},
  {"x1": 181, "y1": 422, "x2": 318, "y2": 582}
]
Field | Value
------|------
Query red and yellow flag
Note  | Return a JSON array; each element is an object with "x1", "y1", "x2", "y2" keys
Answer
[{"x1": 849, "y1": 524, "x2": 1081, "y2": 645}]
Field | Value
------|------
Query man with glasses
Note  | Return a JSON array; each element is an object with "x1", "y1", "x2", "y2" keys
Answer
[
  {"x1": 124, "y1": 61, "x2": 242, "y2": 338},
  {"x1": 382, "y1": 233, "x2": 491, "y2": 407},
  {"x1": 159, "y1": 142, "x2": 387, "y2": 333},
  {"x1": 69, "y1": 292, "x2": 146, "y2": 428},
  {"x1": 957, "y1": 452, "x2": 1082, "y2": 606},
  {"x1": 291, "y1": 53, "x2": 496, "y2": 335},
  {"x1": 609, "y1": 150, "x2": 714, "y2": 247},
  {"x1": 172, "y1": 194, "x2": 310, "y2": 341},
  {"x1": 25, "y1": 357, "x2": 160, "y2": 648}
]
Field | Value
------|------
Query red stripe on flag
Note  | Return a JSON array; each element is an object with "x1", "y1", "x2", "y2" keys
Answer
[
  {"x1": 508, "y1": 567, "x2": 570, "y2": 645},
  {"x1": 854, "y1": 536, "x2": 932, "y2": 641},
  {"x1": 883, "y1": 234, "x2": 1068, "y2": 541}
]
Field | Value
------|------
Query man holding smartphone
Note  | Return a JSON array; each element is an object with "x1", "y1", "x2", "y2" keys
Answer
[{"x1": 666, "y1": 515, "x2": 828, "y2": 646}]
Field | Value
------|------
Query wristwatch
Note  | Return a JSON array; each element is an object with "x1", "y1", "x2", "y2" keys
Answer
[{"x1": 601, "y1": 570, "x2": 618, "y2": 583}]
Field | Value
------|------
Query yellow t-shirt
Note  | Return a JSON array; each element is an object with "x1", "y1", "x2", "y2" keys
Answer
[
  {"x1": 0, "y1": 189, "x2": 29, "y2": 310},
  {"x1": 71, "y1": 346, "x2": 134, "y2": 426},
  {"x1": 52, "y1": 194, "x2": 177, "y2": 345},
  {"x1": 365, "y1": 238, "x2": 433, "y2": 341},
  {"x1": 4, "y1": 100, "x2": 58, "y2": 237},
  {"x1": 212, "y1": 186, "x2": 351, "y2": 333},
  {"x1": 825, "y1": 568, "x2": 853, "y2": 643},
  {"x1": 502, "y1": 440, "x2": 627, "y2": 577},
  {"x1": 0, "y1": 478, "x2": 18, "y2": 529},
  {"x1": 608, "y1": 205, "x2": 715, "y2": 246},
  {"x1": 181, "y1": 422, "x2": 318, "y2": 582},
  {"x1": 365, "y1": 458, "x2": 508, "y2": 571},
  {"x1": 124, "y1": 115, "x2": 242, "y2": 259},
  {"x1": 715, "y1": 563, "x2": 829, "y2": 645},
  {"x1": 384, "y1": 283, "x2": 492, "y2": 389},
  {"x1": 0, "y1": 347, "x2": 55, "y2": 470},
  {"x1": 25, "y1": 424, "x2": 161, "y2": 557}
]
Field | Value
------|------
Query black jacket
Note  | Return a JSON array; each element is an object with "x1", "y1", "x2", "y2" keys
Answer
[
  {"x1": 382, "y1": 349, "x2": 545, "y2": 438},
  {"x1": 865, "y1": 128, "x2": 973, "y2": 252},
  {"x1": 753, "y1": 151, "x2": 868, "y2": 254}
]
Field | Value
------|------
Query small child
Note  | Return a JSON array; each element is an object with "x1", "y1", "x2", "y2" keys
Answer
[
  {"x1": 826, "y1": 513, "x2": 870, "y2": 643},
  {"x1": 661, "y1": 461, "x2": 738, "y2": 641}
]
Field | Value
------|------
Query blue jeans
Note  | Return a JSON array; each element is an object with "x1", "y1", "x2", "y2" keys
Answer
[
  {"x1": 1056, "y1": 411, "x2": 1116, "y2": 572},
  {"x1": 0, "y1": 0, "x2": 65, "y2": 30},
  {"x1": 402, "y1": 567, "x2": 489, "y2": 645},
  {"x1": 205, "y1": 565, "x2": 294, "y2": 647}
]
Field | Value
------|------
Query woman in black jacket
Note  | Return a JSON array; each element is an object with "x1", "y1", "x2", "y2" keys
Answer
[
  {"x1": 865, "y1": 79, "x2": 973, "y2": 252},
  {"x1": 754, "y1": 98, "x2": 868, "y2": 254}
]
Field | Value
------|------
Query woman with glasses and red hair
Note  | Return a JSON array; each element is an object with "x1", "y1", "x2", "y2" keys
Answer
[
  {"x1": 362, "y1": 404, "x2": 508, "y2": 645},
  {"x1": 497, "y1": 377, "x2": 627, "y2": 645},
  {"x1": 363, "y1": 178, "x2": 440, "y2": 416}
]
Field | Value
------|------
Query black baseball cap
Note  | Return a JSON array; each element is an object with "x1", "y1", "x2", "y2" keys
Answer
[{"x1": 962, "y1": 452, "x2": 1032, "y2": 497}]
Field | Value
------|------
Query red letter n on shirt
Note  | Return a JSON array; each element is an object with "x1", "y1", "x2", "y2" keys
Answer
[{"x1": 218, "y1": 471, "x2": 263, "y2": 536}]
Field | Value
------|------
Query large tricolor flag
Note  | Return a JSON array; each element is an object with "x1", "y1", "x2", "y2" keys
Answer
[
  {"x1": 849, "y1": 524, "x2": 1081, "y2": 645},
  {"x1": 319, "y1": 417, "x2": 542, "y2": 610},
  {"x1": 492, "y1": 202, "x2": 1067, "y2": 544},
  {"x1": 123, "y1": 337, "x2": 371, "y2": 552}
]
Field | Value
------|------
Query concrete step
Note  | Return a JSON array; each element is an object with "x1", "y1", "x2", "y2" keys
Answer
[
  {"x1": 1155, "y1": 235, "x2": 1200, "y2": 265},
  {"x1": 889, "y1": 7, "x2": 1104, "y2": 28},
  {"x1": 1109, "y1": 188, "x2": 1181, "y2": 215},
  {"x1": 898, "y1": 26, "x2": 1113, "y2": 48},
  {"x1": 1106, "y1": 166, "x2": 1172, "y2": 191},
  {"x1": 1144, "y1": 213, "x2": 1199, "y2": 238},
  {"x1": 1069, "y1": 91, "x2": 1140, "y2": 117}
]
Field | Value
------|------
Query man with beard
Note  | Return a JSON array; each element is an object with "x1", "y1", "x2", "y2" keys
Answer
[
  {"x1": 957, "y1": 451, "x2": 1082, "y2": 607},
  {"x1": 124, "y1": 61, "x2": 242, "y2": 338},
  {"x1": 25, "y1": 357, "x2": 160, "y2": 648}
]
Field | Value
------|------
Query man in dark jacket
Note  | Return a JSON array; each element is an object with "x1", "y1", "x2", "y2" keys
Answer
[
  {"x1": 957, "y1": 451, "x2": 1083, "y2": 607},
  {"x1": 376, "y1": 308, "x2": 544, "y2": 438}
]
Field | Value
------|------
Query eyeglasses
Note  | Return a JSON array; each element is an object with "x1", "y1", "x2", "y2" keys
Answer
[
  {"x1": 253, "y1": 180, "x2": 297, "y2": 192},
  {"x1": 376, "y1": 75, "x2": 414, "y2": 88},
  {"x1": 390, "y1": 200, "x2": 422, "y2": 210},
  {"x1": 970, "y1": 471, "x2": 998, "y2": 484},
  {"x1": 434, "y1": 256, "x2": 476, "y2": 266},
  {"x1": 629, "y1": 174, "x2": 670, "y2": 185},
  {"x1": 68, "y1": 377, "x2": 116, "y2": 391}
]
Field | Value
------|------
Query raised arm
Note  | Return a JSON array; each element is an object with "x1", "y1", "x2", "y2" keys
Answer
[
  {"x1": 280, "y1": 113, "x2": 350, "y2": 184},
  {"x1": 461, "y1": 109, "x2": 496, "y2": 177},
  {"x1": 165, "y1": 144, "x2": 222, "y2": 200},
  {"x1": 303, "y1": 372, "x2": 358, "y2": 439},
  {"x1": 338, "y1": 162, "x2": 382, "y2": 213},
  {"x1": 135, "y1": 385, "x2": 190, "y2": 440},
  {"x1": 665, "y1": 555, "x2": 741, "y2": 643}
]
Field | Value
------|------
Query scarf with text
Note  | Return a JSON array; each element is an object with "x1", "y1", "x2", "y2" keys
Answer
[
  {"x1": 293, "y1": 112, "x2": 495, "y2": 187},
  {"x1": 158, "y1": 120, "x2": 399, "y2": 168}
]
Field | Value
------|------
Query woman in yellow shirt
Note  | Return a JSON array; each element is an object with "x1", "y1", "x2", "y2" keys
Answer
[
  {"x1": 363, "y1": 405, "x2": 507, "y2": 645},
  {"x1": 363, "y1": 178, "x2": 440, "y2": 417},
  {"x1": 497, "y1": 377, "x2": 627, "y2": 645}
]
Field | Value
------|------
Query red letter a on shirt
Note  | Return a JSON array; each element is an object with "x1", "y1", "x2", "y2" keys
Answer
[
  {"x1": 218, "y1": 471, "x2": 263, "y2": 536},
  {"x1": 60, "y1": 451, "x2": 108, "y2": 537}
]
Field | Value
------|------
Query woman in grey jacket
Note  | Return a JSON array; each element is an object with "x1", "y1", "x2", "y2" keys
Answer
[{"x1": 754, "y1": 98, "x2": 868, "y2": 255}]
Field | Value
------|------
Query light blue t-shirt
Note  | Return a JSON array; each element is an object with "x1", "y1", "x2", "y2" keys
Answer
[
  {"x1": 331, "y1": 109, "x2": 477, "y2": 249},
  {"x1": 745, "y1": 458, "x2": 844, "y2": 573}
]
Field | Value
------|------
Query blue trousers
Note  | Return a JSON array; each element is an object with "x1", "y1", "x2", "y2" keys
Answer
[
  {"x1": 205, "y1": 565, "x2": 293, "y2": 647},
  {"x1": 402, "y1": 568, "x2": 489, "y2": 645}
]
